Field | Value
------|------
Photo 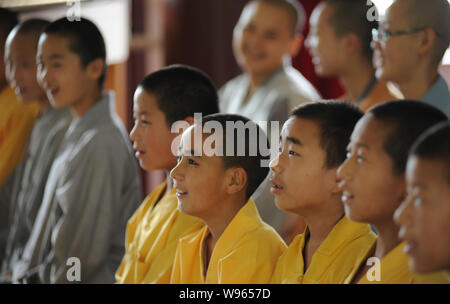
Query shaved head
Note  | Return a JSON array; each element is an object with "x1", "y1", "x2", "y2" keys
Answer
[{"x1": 394, "y1": 0, "x2": 450, "y2": 65}]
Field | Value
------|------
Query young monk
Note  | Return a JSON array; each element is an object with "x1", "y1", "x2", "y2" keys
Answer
[
  {"x1": 395, "y1": 121, "x2": 450, "y2": 280},
  {"x1": 338, "y1": 100, "x2": 448, "y2": 283},
  {"x1": 270, "y1": 101, "x2": 376, "y2": 283},
  {"x1": 170, "y1": 114, "x2": 286, "y2": 283},
  {"x1": 115, "y1": 65, "x2": 220, "y2": 284},
  {"x1": 0, "y1": 19, "x2": 72, "y2": 283}
]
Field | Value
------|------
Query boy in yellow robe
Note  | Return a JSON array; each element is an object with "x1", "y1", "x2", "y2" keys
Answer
[
  {"x1": 115, "y1": 65, "x2": 219, "y2": 283},
  {"x1": 338, "y1": 100, "x2": 449, "y2": 283},
  {"x1": 170, "y1": 114, "x2": 286, "y2": 284},
  {"x1": 270, "y1": 101, "x2": 376, "y2": 284},
  {"x1": 395, "y1": 122, "x2": 450, "y2": 282},
  {"x1": 0, "y1": 9, "x2": 40, "y2": 187}
]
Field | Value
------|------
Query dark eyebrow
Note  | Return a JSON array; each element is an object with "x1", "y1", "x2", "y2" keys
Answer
[
  {"x1": 133, "y1": 110, "x2": 149, "y2": 117},
  {"x1": 179, "y1": 148, "x2": 201, "y2": 157},
  {"x1": 286, "y1": 136, "x2": 302, "y2": 145},
  {"x1": 37, "y1": 54, "x2": 65, "y2": 62},
  {"x1": 189, "y1": 149, "x2": 201, "y2": 157},
  {"x1": 49, "y1": 54, "x2": 65, "y2": 60}
]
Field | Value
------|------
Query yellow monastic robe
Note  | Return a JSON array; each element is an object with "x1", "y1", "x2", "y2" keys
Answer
[
  {"x1": 271, "y1": 217, "x2": 376, "y2": 283},
  {"x1": 170, "y1": 199, "x2": 286, "y2": 284},
  {"x1": 115, "y1": 182, "x2": 204, "y2": 284},
  {"x1": 355, "y1": 242, "x2": 450, "y2": 284},
  {"x1": 0, "y1": 87, "x2": 40, "y2": 186}
]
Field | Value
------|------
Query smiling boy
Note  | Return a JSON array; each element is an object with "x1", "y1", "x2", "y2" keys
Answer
[
  {"x1": 115, "y1": 65, "x2": 220, "y2": 284},
  {"x1": 337, "y1": 100, "x2": 448, "y2": 283},
  {"x1": 395, "y1": 122, "x2": 450, "y2": 280},
  {"x1": 0, "y1": 19, "x2": 72, "y2": 283},
  {"x1": 270, "y1": 101, "x2": 376, "y2": 284},
  {"x1": 170, "y1": 114, "x2": 286, "y2": 283},
  {"x1": 12, "y1": 18, "x2": 142, "y2": 283}
]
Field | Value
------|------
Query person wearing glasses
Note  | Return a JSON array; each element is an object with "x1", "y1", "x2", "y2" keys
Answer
[
  {"x1": 306, "y1": 0, "x2": 401, "y2": 112},
  {"x1": 372, "y1": 0, "x2": 450, "y2": 118}
]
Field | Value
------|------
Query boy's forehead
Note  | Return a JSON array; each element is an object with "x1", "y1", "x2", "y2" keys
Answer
[
  {"x1": 37, "y1": 33, "x2": 71, "y2": 56},
  {"x1": 281, "y1": 117, "x2": 296, "y2": 136},
  {"x1": 407, "y1": 156, "x2": 448, "y2": 186},
  {"x1": 180, "y1": 125, "x2": 197, "y2": 146},
  {"x1": 240, "y1": 1, "x2": 293, "y2": 33},
  {"x1": 282, "y1": 117, "x2": 319, "y2": 140},
  {"x1": 133, "y1": 88, "x2": 160, "y2": 114},
  {"x1": 180, "y1": 124, "x2": 223, "y2": 156},
  {"x1": 6, "y1": 33, "x2": 36, "y2": 55},
  {"x1": 181, "y1": 125, "x2": 206, "y2": 142},
  {"x1": 351, "y1": 115, "x2": 387, "y2": 148}
]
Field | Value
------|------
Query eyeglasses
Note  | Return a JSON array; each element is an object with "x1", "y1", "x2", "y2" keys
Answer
[{"x1": 372, "y1": 27, "x2": 426, "y2": 44}]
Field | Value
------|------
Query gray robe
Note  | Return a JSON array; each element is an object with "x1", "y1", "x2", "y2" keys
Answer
[
  {"x1": 0, "y1": 107, "x2": 72, "y2": 281},
  {"x1": 12, "y1": 92, "x2": 142, "y2": 283}
]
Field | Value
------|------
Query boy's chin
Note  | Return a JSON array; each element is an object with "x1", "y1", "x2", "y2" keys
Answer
[
  {"x1": 177, "y1": 201, "x2": 195, "y2": 217},
  {"x1": 343, "y1": 207, "x2": 364, "y2": 223},
  {"x1": 409, "y1": 254, "x2": 444, "y2": 274},
  {"x1": 274, "y1": 198, "x2": 295, "y2": 213}
]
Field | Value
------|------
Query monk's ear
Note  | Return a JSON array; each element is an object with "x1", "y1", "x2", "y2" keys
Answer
[
  {"x1": 184, "y1": 116, "x2": 195, "y2": 126},
  {"x1": 86, "y1": 58, "x2": 105, "y2": 82},
  {"x1": 342, "y1": 32, "x2": 360, "y2": 55},
  {"x1": 289, "y1": 35, "x2": 303, "y2": 57},
  {"x1": 417, "y1": 27, "x2": 436, "y2": 57},
  {"x1": 330, "y1": 168, "x2": 342, "y2": 195},
  {"x1": 226, "y1": 167, "x2": 248, "y2": 195}
]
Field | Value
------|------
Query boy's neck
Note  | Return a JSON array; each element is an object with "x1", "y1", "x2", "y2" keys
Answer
[
  {"x1": 38, "y1": 97, "x2": 51, "y2": 115},
  {"x1": 204, "y1": 195, "x2": 247, "y2": 245},
  {"x1": 203, "y1": 196, "x2": 246, "y2": 271},
  {"x1": 301, "y1": 199, "x2": 344, "y2": 270},
  {"x1": 371, "y1": 220, "x2": 401, "y2": 259},
  {"x1": 71, "y1": 87, "x2": 103, "y2": 117},
  {"x1": 247, "y1": 66, "x2": 283, "y2": 100},
  {"x1": 339, "y1": 59, "x2": 375, "y2": 102}
]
